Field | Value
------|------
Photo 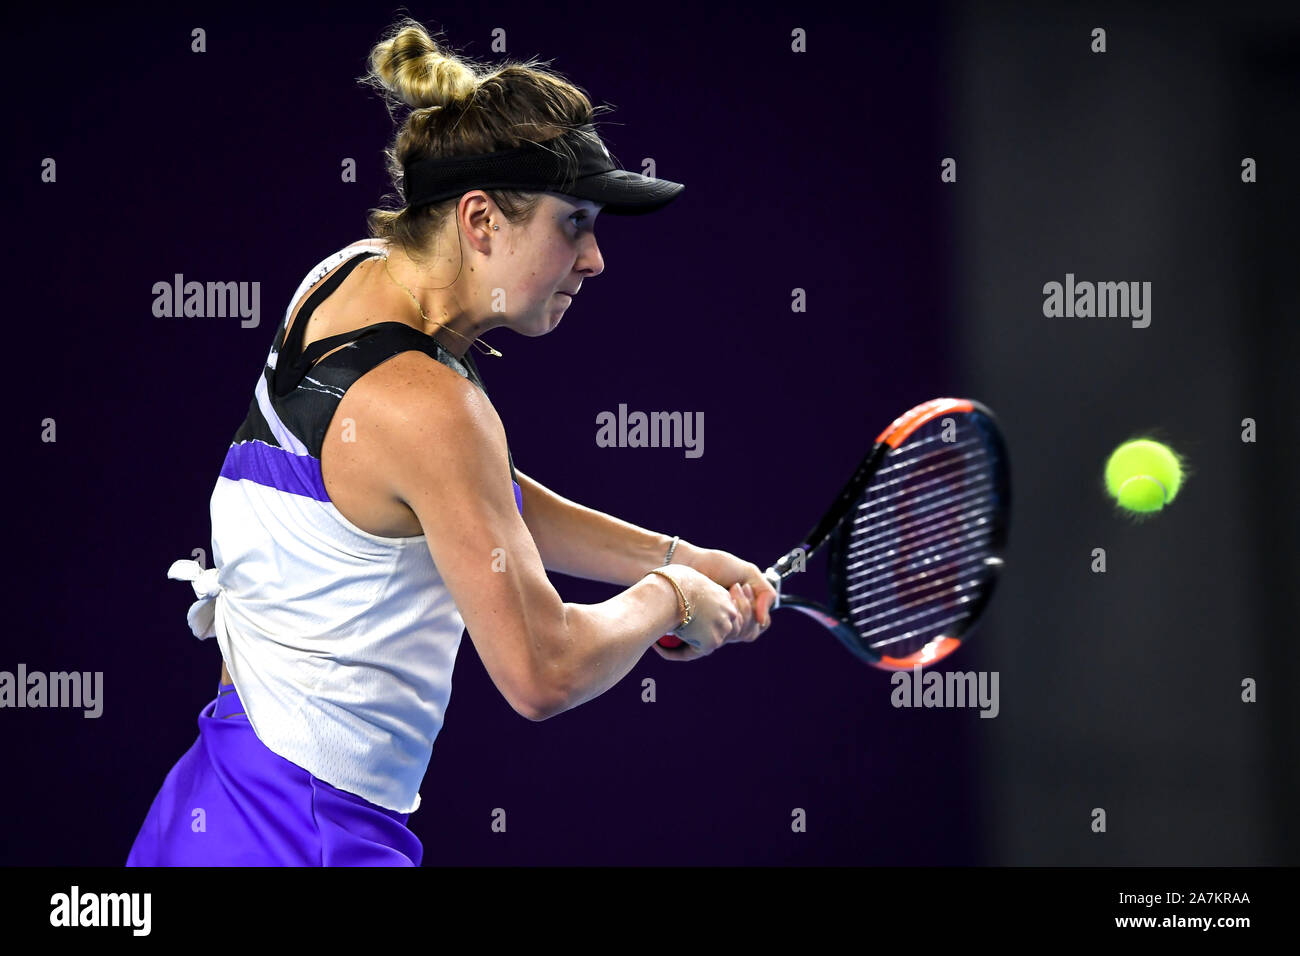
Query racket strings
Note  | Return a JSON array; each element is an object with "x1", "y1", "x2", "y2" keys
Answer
[
  {"x1": 868, "y1": 608, "x2": 979, "y2": 649},
  {"x1": 847, "y1": 442, "x2": 994, "y2": 574},
  {"x1": 851, "y1": 559, "x2": 988, "y2": 616},
  {"x1": 861, "y1": 439, "x2": 987, "y2": 508},
  {"x1": 840, "y1": 419, "x2": 1001, "y2": 655},
  {"x1": 846, "y1": 524, "x2": 995, "y2": 602},
  {"x1": 872, "y1": 433, "x2": 977, "y2": 480},
  {"x1": 847, "y1": 480, "x2": 994, "y2": 559},
  {"x1": 848, "y1": 448, "x2": 992, "y2": 549}
]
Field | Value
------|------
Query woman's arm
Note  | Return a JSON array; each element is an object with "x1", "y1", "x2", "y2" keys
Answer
[
  {"x1": 365, "y1": 363, "x2": 746, "y2": 717},
  {"x1": 515, "y1": 469, "x2": 700, "y2": 585},
  {"x1": 515, "y1": 470, "x2": 778, "y2": 643}
]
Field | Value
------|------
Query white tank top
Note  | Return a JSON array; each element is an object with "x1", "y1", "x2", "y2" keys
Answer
[{"x1": 167, "y1": 241, "x2": 522, "y2": 813}]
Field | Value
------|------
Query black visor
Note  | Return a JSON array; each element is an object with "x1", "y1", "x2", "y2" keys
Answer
[{"x1": 402, "y1": 123, "x2": 685, "y2": 216}]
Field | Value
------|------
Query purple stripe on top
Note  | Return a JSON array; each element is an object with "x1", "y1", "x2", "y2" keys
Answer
[
  {"x1": 221, "y1": 440, "x2": 525, "y2": 517},
  {"x1": 220, "y1": 440, "x2": 329, "y2": 501}
]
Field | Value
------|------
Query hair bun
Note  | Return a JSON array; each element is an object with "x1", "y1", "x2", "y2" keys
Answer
[
  {"x1": 363, "y1": 18, "x2": 478, "y2": 111},
  {"x1": 360, "y1": 16, "x2": 602, "y2": 257}
]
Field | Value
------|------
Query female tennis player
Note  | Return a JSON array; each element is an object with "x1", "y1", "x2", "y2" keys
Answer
[{"x1": 125, "y1": 18, "x2": 778, "y2": 867}]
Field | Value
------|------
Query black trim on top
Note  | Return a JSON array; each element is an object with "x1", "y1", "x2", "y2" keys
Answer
[
  {"x1": 262, "y1": 250, "x2": 516, "y2": 482},
  {"x1": 272, "y1": 251, "x2": 380, "y2": 399}
]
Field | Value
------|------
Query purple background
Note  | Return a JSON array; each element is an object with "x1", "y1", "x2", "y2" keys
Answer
[{"x1": 4, "y1": 2, "x2": 962, "y2": 866}]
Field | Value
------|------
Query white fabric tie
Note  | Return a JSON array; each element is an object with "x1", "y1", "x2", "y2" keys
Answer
[{"x1": 167, "y1": 558, "x2": 222, "y2": 640}]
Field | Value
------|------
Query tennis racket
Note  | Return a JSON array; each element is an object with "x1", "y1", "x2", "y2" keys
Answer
[{"x1": 657, "y1": 397, "x2": 1011, "y2": 669}]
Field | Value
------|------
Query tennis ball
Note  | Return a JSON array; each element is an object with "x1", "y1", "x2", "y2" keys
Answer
[{"x1": 1104, "y1": 439, "x2": 1184, "y2": 514}]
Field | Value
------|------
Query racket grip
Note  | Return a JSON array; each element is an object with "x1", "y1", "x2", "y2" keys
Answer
[{"x1": 657, "y1": 634, "x2": 685, "y2": 648}]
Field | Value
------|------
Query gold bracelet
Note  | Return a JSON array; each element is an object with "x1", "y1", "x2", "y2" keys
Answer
[{"x1": 647, "y1": 567, "x2": 693, "y2": 632}]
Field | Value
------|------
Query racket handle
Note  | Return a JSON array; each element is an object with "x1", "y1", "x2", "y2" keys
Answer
[{"x1": 658, "y1": 634, "x2": 685, "y2": 648}]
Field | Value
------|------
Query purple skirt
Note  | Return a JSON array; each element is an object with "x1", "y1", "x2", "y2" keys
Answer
[{"x1": 126, "y1": 682, "x2": 423, "y2": 866}]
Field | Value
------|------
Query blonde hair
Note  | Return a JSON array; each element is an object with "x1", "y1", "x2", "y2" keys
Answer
[{"x1": 358, "y1": 17, "x2": 614, "y2": 265}]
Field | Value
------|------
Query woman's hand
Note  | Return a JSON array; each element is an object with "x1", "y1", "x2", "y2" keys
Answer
[
  {"x1": 685, "y1": 547, "x2": 778, "y2": 642},
  {"x1": 651, "y1": 547, "x2": 779, "y2": 660},
  {"x1": 651, "y1": 566, "x2": 744, "y2": 661}
]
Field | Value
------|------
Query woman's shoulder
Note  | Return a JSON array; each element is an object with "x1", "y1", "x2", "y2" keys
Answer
[
  {"x1": 345, "y1": 351, "x2": 505, "y2": 465},
  {"x1": 356, "y1": 348, "x2": 477, "y2": 403}
]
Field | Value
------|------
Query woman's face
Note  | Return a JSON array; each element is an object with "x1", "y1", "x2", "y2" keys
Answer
[{"x1": 489, "y1": 192, "x2": 604, "y2": 336}]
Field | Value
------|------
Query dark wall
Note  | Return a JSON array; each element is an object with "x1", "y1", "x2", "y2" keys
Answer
[{"x1": 953, "y1": 0, "x2": 1299, "y2": 863}]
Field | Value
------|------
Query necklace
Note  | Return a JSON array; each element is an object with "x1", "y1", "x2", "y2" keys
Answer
[{"x1": 381, "y1": 253, "x2": 503, "y2": 358}]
